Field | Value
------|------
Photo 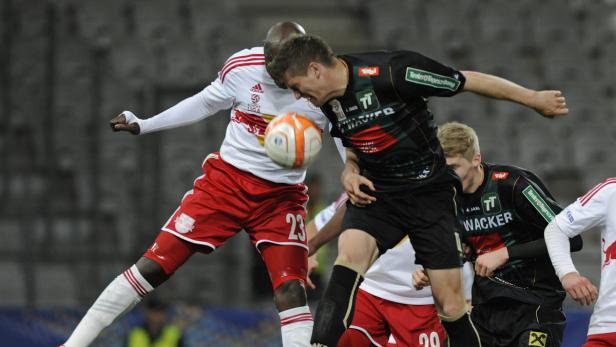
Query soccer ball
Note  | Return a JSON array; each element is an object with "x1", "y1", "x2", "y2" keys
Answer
[{"x1": 264, "y1": 112, "x2": 323, "y2": 168}]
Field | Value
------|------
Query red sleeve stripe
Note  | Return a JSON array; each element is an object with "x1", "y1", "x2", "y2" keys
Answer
[
  {"x1": 280, "y1": 313, "x2": 313, "y2": 326},
  {"x1": 123, "y1": 269, "x2": 147, "y2": 297},
  {"x1": 580, "y1": 178, "x2": 616, "y2": 206},
  {"x1": 221, "y1": 53, "x2": 265, "y2": 71},
  {"x1": 220, "y1": 60, "x2": 266, "y2": 82}
]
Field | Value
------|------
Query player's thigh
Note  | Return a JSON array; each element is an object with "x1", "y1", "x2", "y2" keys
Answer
[
  {"x1": 339, "y1": 328, "x2": 380, "y2": 347},
  {"x1": 514, "y1": 305, "x2": 566, "y2": 347},
  {"x1": 401, "y1": 176, "x2": 464, "y2": 271},
  {"x1": 143, "y1": 231, "x2": 201, "y2": 276},
  {"x1": 584, "y1": 333, "x2": 616, "y2": 347},
  {"x1": 337, "y1": 228, "x2": 379, "y2": 275},
  {"x1": 425, "y1": 267, "x2": 465, "y2": 313},
  {"x1": 385, "y1": 304, "x2": 445, "y2": 347},
  {"x1": 162, "y1": 155, "x2": 247, "y2": 251},
  {"x1": 341, "y1": 198, "x2": 407, "y2": 259},
  {"x1": 340, "y1": 289, "x2": 389, "y2": 347}
]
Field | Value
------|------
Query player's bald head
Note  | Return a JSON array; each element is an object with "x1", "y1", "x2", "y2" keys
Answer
[{"x1": 264, "y1": 21, "x2": 306, "y2": 64}]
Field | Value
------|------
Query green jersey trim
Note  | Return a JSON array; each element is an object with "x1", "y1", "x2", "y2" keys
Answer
[
  {"x1": 404, "y1": 67, "x2": 461, "y2": 91},
  {"x1": 522, "y1": 185, "x2": 556, "y2": 223}
]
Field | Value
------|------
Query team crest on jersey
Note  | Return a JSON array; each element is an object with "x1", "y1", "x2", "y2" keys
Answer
[
  {"x1": 174, "y1": 213, "x2": 195, "y2": 234},
  {"x1": 355, "y1": 89, "x2": 380, "y2": 112},
  {"x1": 329, "y1": 99, "x2": 347, "y2": 121},
  {"x1": 250, "y1": 83, "x2": 264, "y2": 93},
  {"x1": 481, "y1": 192, "x2": 501, "y2": 213},
  {"x1": 491, "y1": 171, "x2": 509, "y2": 181},
  {"x1": 528, "y1": 331, "x2": 548, "y2": 346},
  {"x1": 358, "y1": 66, "x2": 380, "y2": 77}
]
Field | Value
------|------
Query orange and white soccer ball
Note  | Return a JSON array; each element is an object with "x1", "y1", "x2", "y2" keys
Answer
[{"x1": 264, "y1": 112, "x2": 323, "y2": 168}]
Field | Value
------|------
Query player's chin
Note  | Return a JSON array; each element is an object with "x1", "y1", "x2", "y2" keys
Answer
[{"x1": 308, "y1": 97, "x2": 324, "y2": 107}]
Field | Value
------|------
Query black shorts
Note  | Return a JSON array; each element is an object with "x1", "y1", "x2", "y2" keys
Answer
[
  {"x1": 471, "y1": 300, "x2": 566, "y2": 347},
  {"x1": 341, "y1": 170, "x2": 464, "y2": 269}
]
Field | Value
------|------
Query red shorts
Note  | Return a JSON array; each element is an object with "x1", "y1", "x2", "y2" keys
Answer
[
  {"x1": 144, "y1": 153, "x2": 309, "y2": 289},
  {"x1": 340, "y1": 289, "x2": 445, "y2": 347},
  {"x1": 584, "y1": 332, "x2": 616, "y2": 346}
]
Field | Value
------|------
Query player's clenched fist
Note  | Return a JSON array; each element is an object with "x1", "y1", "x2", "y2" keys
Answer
[
  {"x1": 110, "y1": 110, "x2": 141, "y2": 135},
  {"x1": 532, "y1": 90, "x2": 568, "y2": 118}
]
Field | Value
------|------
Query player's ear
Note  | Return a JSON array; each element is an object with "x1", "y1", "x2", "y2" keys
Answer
[
  {"x1": 308, "y1": 62, "x2": 320, "y2": 79},
  {"x1": 472, "y1": 153, "x2": 481, "y2": 167}
]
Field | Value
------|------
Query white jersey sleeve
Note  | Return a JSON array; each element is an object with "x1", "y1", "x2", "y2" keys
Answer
[
  {"x1": 314, "y1": 202, "x2": 337, "y2": 231},
  {"x1": 135, "y1": 73, "x2": 235, "y2": 135},
  {"x1": 554, "y1": 178, "x2": 616, "y2": 238}
]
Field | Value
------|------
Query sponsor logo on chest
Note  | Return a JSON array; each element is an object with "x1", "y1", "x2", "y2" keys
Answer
[
  {"x1": 463, "y1": 211, "x2": 514, "y2": 233},
  {"x1": 355, "y1": 89, "x2": 380, "y2": 112},
  {"x1": 337, "y1": 107, "x2": 395, "y2": 134},
  {"x1": 481, "y1": 192, "x2": 501, "y2": 213}
]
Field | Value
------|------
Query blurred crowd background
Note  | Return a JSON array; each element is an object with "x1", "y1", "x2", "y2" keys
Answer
[{"x1": 1, "y1": 0, "x2": 615, "y2": 346}]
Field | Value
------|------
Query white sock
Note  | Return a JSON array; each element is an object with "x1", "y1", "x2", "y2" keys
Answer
[
  {"x1": 63, "y1": 265, "x2": 154, "y2": 347},
  {"x1": 279, "y1": 305, "x2": 313, "y2": 347}
]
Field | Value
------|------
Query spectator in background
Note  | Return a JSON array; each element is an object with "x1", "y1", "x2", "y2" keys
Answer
[{"x1": 126, "y1": 298, "x2": 184, "y2": 347}]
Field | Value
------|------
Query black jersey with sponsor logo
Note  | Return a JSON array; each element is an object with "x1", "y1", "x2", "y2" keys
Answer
[
  {"x1": 321, "y1": 51, "x2": 465, "y2": 188},
  {"x1": 459, "y1": 163, "x2": 565, "y2": 305}
]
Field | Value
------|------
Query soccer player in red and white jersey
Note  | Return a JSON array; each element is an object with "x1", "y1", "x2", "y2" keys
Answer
[
  {"x1": 307, "y1": 194, "x2": 474, "y2": 347},
  {"x1": 545, "y1": 178, "x2": 616, "y2": 346},
  {"x1": 61, "y1": 22, "x2": 328, "y2": 347}
]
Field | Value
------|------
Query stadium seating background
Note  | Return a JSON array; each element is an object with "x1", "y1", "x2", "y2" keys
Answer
[{"x1": 1, "y1": 0, "x2": 614, "y2": 345}]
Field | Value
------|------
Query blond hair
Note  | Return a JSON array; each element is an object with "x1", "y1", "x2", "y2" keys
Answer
[{"x1": 437, "y1": 122, "x2": 480, "y2": 161}]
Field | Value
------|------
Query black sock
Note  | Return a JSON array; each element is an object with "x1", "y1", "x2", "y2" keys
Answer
[
  {"x1": 440, "y1": 312, "x2": 482, "y2": 347},
  {"x1": 310, "y1": 264, "x2": 363, "y2": 347}
]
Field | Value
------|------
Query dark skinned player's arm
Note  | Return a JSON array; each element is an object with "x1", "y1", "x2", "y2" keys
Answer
[{"x1": 307, "y1": 204, "x2": 347, "y2": 256}]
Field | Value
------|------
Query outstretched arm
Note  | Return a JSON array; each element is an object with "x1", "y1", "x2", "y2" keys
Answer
[
  {"x1": 461, "y1": 70, "x2": 568, "y2": 118},
  {"x1": 307, "y1": 203, "x2": 346, "y2": 256},
  {"x1": 110, "y1": 76, "x2": 235, "y2": 135}
]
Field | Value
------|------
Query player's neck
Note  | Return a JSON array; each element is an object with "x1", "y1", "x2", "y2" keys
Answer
[
  {"x1": 467, "y1": 165, "x2": 485, "y2": 194},
  {"x1": 331, "y1": 58, "x2": 349, "y2": 98}
]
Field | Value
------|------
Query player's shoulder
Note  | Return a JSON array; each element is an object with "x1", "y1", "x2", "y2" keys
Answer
[
  {"x1": 579, "y1": 177, "x2": 616, "y2": 206},
  {"x1": 484, "y1": 163, "x2": 527, "y2": 184},
  {"x1": 219, "y1": 47, "x2": 266, "y2": 82},
  {"x1": 224, "y1": 47, "x2": 265, "y2": 62},
  {"x1": 342, "y1": 50, "x2": 421, "y2": 65}
]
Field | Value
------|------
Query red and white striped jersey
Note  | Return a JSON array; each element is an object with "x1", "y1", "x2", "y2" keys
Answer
[
  {"x1": 138, "y1": 47, "x2": 328, "y2": 184},
  {"x1": 555, "y1": 178, "x2": 616, "y2": 336}
]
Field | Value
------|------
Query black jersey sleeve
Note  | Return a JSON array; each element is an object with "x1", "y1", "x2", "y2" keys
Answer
[
  {"x1": 508, "y1": 172, "x2": 584, "y2": 259},
  {"x1": 508, "y1": 235, "x2": 583, "y2": 259},
  {"x1": 390, "y1": 50, "x2": 466, "y2": 101},
  {"x1": 512, "y1": 173, "x2": 562, "y2": 233}
]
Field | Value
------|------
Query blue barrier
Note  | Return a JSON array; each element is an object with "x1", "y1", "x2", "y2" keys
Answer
[{"x1": 0, "y1": 306, "x2": 595, "y2": 347}]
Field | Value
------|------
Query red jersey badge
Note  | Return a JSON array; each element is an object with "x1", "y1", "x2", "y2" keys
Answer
[
  {"x1": 491, "y1": 171, "x2": 510, "y2": 181},
  {"x1": 358, "y1": 66, "x2": 380, "y2": 77}
]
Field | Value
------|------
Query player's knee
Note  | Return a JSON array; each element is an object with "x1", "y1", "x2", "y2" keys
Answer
[
  {"x1": 135, "y1": 257, "x2": 170, "y2": 288},
  {"x1": 438, "y1": 300, "x2": 468, "y2": 321},
  {"x1": 273, "y1": 279, "x2": 307, "y2": 311}
]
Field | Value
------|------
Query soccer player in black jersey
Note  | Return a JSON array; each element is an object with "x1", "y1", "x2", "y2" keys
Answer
[
  {"x1": 413, "y1": 122, "x2": 583, "y2": 346},
  {"x1": 268, "y1": 35, "x2": 568, "y2": 347}
]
